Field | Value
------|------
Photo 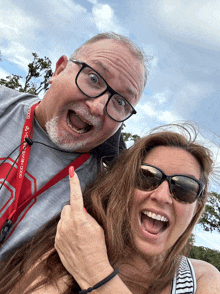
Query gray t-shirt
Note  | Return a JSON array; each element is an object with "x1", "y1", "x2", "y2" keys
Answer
[{"x1": 0, "y1": 86, "x2": 99, "y2": 259}]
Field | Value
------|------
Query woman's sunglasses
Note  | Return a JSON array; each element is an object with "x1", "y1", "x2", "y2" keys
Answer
[{"x1": 135, "y1": 164, "x2": 205, "y2": 204}]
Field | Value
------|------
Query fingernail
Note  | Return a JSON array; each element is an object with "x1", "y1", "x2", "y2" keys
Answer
[
  {"x1": 84, "y1": 207, "x2": 87, "y2": 213},
  {"x1": 69, "y1": 166, "x2": 74, "y2": 178}
]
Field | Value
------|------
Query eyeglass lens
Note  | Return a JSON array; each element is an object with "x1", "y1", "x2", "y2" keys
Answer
[
  {"x1": 136, "y1": 165, "x2": 201, "y2": 203},
  {"x1": 76, "y1": 66, "x2": 134, "y2": 122}
]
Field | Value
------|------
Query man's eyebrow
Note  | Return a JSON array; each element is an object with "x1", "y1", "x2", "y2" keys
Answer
[
  {"x1": 93, "y1": 61, "x2": 137, "y2": 100},
  {"x1": 125, "y1": 87, "x2": 136, "y2": 100},
  {"x1": 93, "y1": 61, "x2": 112, "y2": 76}
]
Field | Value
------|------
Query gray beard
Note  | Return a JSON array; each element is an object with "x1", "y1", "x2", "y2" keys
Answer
[{"x1": 45, "y1": 116, "x2": 90, "y2": 152}]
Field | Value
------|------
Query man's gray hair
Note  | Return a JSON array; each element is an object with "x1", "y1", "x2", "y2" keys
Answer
[{"x1": 70, "y1": 32, "x2": 149, "y2": 89}]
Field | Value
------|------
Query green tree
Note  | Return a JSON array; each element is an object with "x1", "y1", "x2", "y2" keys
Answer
[
  {"x1": 189, "y1": 245, "x2": 220, "y2": 271},
  {"x1": 199, "y1": 192, "x2": 220, "y2": 233},
  {"x1": 122, "y1": 123, "x2": 140, "y2": 143},
  {"x1": 0, "y1": 52, "x2": 53, "y2": 95}
]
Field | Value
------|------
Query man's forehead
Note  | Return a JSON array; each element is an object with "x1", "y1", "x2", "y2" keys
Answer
[
  {"x1": 77, "y1": 40, "x2": 144, "y2": 101},
  {"x1": 82, "y1": 38, "x2": 125, "y2": 51},
  {"x1": 78, "y1": 39, "x2": 134, "y2": 62},
  {"x1": 93, "y1": 60, "x2": 138, "y2": 101},
  {"x1": 92, "y1": 60, "x2": 112, "y2": 76}
]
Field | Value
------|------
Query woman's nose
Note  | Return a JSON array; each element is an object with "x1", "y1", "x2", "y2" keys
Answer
[{"x1": 149, "y1": 180, "x2": 173, "y2": 205}]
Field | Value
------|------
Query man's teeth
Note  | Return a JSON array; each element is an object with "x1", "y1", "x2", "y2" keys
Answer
[
  {"x1": 142, "y1": 210, "x2": 168, "y2": 222},
  {"x1": 67, "y1": 113, "x2": 91, "y2": 134}
]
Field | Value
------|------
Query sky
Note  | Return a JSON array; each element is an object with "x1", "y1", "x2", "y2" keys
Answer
[{"x1": 0, "y1": 0, "x2": 220, "y2": 251}]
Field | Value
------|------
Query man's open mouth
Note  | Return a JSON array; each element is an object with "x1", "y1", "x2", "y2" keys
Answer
[
  {"x1": 140, "y1": 210, "x2": 170, "y2": 235},
  {"x1": 67, "y1": 110, "x2": 92, "y2": 134}
]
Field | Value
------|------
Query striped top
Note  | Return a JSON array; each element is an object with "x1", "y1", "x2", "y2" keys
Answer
[{"x1": 171, "y1": 256, "x2": 197, "y2": 294}]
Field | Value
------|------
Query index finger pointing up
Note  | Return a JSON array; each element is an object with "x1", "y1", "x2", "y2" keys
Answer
[{"x1": 69, "y1": 166, "x2": 85, "y2": 213}]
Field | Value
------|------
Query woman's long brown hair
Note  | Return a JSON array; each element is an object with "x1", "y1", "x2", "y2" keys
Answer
[{"x1": 0, "y1": 125, "x2": 213, "y2": 294}]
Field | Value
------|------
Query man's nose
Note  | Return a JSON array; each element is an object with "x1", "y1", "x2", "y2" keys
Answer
[
  {"x1": 149, "y1": 180, "x2": 173, "y2": 205},
  {"x1": 85, "y1": 93, "x2": 109, "y2": 117}
]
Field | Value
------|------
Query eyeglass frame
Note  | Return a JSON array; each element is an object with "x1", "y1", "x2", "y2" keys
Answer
[
  {"x1": 137, "y1": 163, "x2": 205, "y2": 203},
  {"x1": 69, "y1": 58, "x2": 137, "y2": 123}
]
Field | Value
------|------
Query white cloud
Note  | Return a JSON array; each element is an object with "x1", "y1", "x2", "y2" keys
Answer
[
  {"x1": 0, "y1": 3, "x2": 40, "y2": 44},
  {"x1": 152, "y1": 90, "x2": 170, "y2": 105},
  {"x1": 130, "y1": 89, "x2": 182, "y2": 129},
  {"x1": 194, "y1": 129, "x2": 220, "y2": 193},
  {"x1": 158, "y1": 110, "x2": 181, "y2": 124},
  {"x1": 151, "y1": 0, "x2": 220, "y2": 49},
  {"x1": 139, "y1": 89, "x2": 181, "y2": 122},
  {"x1": 123, "y1": 89, "x2": 183, "y2": 140},
  {"x1": 49, "y1": 0, "x2": 87, "y2": 22},
  {"x1": 0, "y1": 68, "x2": 10, "y2": 79},
  {"x1": 141, "y1": 103, "x2": 156, "y2": 117},
  {"x1": 0, "y1": 0, "x2": 127, "y2": 74},
  {"x1": 0, "y1": 1, "x2": 39, "y2": 42},
  {"x1": 2, "y1": 41, "x2": 31, "y2": 72},
  {"x1": 171, "y1": 81, "x2": 215, "y2": 118},
  {"x1": 0, "y1": 1, "x2": 40, "y2": 70},
  {"x1": 89, "y1": 0, "x2": 127, "y2": 34},
  {"x1": 194, "y1": 224, "x2": 220, "y2": 250},
  {"x1": 92, "y1": 4, "x2": 114, "y2": 31}
]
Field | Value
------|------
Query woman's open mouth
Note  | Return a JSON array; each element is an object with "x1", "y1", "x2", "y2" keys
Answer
[{"x1": 140, "y1": 210, "x2": 170, "y2": 235}]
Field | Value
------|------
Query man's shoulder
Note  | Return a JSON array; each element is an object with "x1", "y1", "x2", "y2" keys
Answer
[
  {"x1": 92, "y1": 126, "x2": 126, "y2": 164},
  {"x1": 0, "y1": 85, "x2": 36, "y2": 99},
  {"x1": 0, "y1": 85, "x2": 22, "y2": 97},
  {"x1": 0, "y1": 86, "x2": 40, "y2": 113}
]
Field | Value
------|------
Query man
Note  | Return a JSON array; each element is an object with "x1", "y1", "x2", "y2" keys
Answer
[{"x1": 0, "y1": 32, "x2": 146, "y2": 259}]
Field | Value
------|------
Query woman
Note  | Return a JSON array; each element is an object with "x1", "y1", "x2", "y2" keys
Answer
[{"x1": 1, "y1": 126, "x2": 219, "y2": 294}]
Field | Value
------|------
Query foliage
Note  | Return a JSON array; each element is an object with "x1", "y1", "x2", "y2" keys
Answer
[
  {"x1": 0, "y1": 53, "x2": 53, "y2": 95},
  {"x1": 187, "y1": 233, "x2": 195, "y2": 250},
  {"x1": 187, "y1": 193, "x2": 220, "y2": 271},
  {"x1": 122, "y1": 123, "x2": 140, "y2": 143},
  {"x1": 189, "y1": 245, "x2": 220, "y2": 271},
  {"x1": 199, "y1": 192, "x2": 220, "y2": 233}
]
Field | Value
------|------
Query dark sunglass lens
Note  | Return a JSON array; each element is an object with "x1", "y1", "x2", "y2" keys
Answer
[
  {"x1": 136, "y1": 166, "x2": 162, "y2": 191},
  {"x1": 171, "y1": 176, "x2": 199, "y2": 203}
]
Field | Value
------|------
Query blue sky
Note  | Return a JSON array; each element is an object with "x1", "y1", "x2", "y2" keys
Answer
[{"x1": 0, "y1": 0, "x2": 220, "y2": 251}]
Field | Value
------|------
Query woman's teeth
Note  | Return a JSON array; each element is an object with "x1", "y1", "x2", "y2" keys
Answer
[
  {"x1": 141, "y1": 210, "x2": 169, "y2": 234},
  {"x1": 142, "y1": 210, "x2": 168, "y2": 222}
]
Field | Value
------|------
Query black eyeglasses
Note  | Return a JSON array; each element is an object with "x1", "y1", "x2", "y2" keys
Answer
[
  {"x1": 69, "y1": 59, "x2": 137, "y2": 122},
  {"x1": 135, "y1": 164, "x2": 205, "y2": 204}
]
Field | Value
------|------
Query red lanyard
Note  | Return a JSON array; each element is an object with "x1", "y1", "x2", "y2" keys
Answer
[
  {"x1": 0, "y1": 103, "x2": 90, "y2": 238},
  {"x1": 7, "y1": 103, "x2": 38, "y2": 221}
]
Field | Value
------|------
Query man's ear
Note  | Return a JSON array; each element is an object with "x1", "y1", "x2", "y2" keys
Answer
[{"x1": 49, "y1": 55, "x2": 69, "y2": 84}]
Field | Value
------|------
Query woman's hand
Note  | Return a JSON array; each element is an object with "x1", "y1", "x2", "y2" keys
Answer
[{"x1": 55, "y1": 167, "x2": 113, "y2": 289}]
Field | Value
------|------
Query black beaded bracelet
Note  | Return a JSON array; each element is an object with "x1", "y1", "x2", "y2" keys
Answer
[{"x1": 78, "y1": 269, "x2": 119, "y2": 294}]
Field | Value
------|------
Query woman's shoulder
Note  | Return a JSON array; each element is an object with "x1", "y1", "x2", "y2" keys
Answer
[
  {"x1": 190, "y1": 258, "x2": 219, "y2": 276},
  {"x1": 189, "y1": 258, "x2": 220, "y2": 293}
]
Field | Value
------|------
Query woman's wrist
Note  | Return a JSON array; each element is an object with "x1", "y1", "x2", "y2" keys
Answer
[
  {"x1": 79, "y1": 269, "x2": 119, "y2": 294},
  {"x1": 76, "y1": 264, "x2": 114, "y2": 290}
]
